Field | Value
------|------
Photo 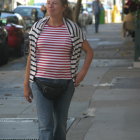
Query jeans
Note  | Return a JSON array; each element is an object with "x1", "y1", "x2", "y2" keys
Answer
[
  {"x1": 94, "y1": 13, "x2": 100, "y2": 33},
  {"x1": 31, "y1": 79, "x2": 75, "y2": 140}
]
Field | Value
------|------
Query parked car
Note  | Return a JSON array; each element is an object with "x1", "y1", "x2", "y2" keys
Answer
[
  {"x1": 0, "y1": 20, "x2": 8, "y2": 65},
  {"x1": 13, "y1": 5, "x2": 44, "y2": 29},
  {"x1": 0, "y1": 10, "x2": 25, "y2": 65}
]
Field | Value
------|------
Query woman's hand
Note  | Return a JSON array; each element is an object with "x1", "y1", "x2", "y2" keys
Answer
[
  {"x1": 75, "y1": 40, "x2": 93, "y2": 87},
  {"x1": 75, "y1": 70, "x2": 86, "y2": 87},
  {"x1": 24, "y1": 85, "x2": 33, "y2": 103}
]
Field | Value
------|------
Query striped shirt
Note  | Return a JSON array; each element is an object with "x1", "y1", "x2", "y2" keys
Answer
[
  {"x1": 29, "y1": 17, "x2": 86, "y2": 82},
  {"x1": 35, "y1": 23, "x2": 72, "y2": 79}
]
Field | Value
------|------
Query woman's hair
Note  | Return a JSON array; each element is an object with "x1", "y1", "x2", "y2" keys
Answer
[
  {"x1": 60, "y1": 0, "x2": 68, "y2": 6},
  {"x1": 60, "y1": 0, "x2": 73, "y2": 20}
]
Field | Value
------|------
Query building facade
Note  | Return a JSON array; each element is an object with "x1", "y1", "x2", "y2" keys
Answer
[{"x1": 0, "y1": 0, "x2": 29, "y2": 10}]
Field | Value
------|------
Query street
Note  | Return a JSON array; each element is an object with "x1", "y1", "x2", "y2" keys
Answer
[{"x1": 0, "y1": 23, "x2": 140, "y2": 140}]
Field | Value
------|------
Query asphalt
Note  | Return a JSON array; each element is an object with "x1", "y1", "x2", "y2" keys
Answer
[{"x1": 0, "y1": 23, "x2": 140, "y2": 140}]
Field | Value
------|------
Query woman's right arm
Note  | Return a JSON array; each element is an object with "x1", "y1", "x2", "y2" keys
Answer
[{"x1": 23, "y1": 53, "x2": 33, "y2": 103}]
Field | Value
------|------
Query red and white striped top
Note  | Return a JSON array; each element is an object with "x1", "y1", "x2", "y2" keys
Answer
[{"x1": 35, "y1": 23, "x2": 72, "y2": 79}]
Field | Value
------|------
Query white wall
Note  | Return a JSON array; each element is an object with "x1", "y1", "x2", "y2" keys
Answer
[{"x1": 12, "y1": 0, "x2": 29, "y2": 9}]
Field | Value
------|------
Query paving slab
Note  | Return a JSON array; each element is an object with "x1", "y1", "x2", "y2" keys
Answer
[
  {"x1": 67, "y1": 118, "x2": 93, "y2": 140},
  {"x1": 84, "y1": 88, "x2": 140, "y2": 140},
  {"x1": 99, "y1": 67, "x2": 140, "y2": 83},
  {"x1": 0, "y1": 117, "x2": 75, "y2": 140}
]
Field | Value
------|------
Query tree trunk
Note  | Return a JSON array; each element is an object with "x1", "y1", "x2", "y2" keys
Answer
[{"x1": 73, "y1": 0, "x2": 82, "y2": 23}]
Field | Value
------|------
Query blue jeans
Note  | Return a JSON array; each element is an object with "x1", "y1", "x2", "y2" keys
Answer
[
  {"x1": 94, "y1": 13, "x2": 100, "y2": 33},
  {"x1": 31, "y1": 79, "x2": 75, "y2": 140}
]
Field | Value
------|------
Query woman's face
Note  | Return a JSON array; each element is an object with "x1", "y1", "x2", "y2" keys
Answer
[{"x1": 46, "y1": 0, "x2": 65, "y2": 18}]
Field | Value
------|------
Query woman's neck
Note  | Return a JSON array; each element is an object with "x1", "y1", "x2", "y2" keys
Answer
[{"x1": 48, "y1": 17, "x2": 64, "y2": 27}]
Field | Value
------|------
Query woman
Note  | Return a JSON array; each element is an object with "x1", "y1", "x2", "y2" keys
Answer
[
  {"x1": 40, "y1": 5, "x2": 47, "y2": 17},
  {"x1": 24, "y1": 0, "x2": 93, "y2": 140},
  {"x1": 92, "y1": 0, "x2": 101, "y2": 33}
]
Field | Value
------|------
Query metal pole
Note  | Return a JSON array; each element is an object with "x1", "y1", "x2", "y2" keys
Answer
[
  {"x1": 122, "y1": 0, "x2": 125, "y2": 20},
  {"x1": 135, "y1": 19, "x2": 140, "y2": 61}
]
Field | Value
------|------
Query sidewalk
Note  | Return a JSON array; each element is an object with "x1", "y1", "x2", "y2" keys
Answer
[
  {"x1": 0, "y1": 23, "x2": 140, "y2": 140},
  {"x1": 67, "y1": 23, "x2": 140, "y2": 140}
]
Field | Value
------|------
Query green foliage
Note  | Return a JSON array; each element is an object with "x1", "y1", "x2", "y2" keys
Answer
[{"x1": 28, "y1": 0, "x2": 34, "y2": 5}]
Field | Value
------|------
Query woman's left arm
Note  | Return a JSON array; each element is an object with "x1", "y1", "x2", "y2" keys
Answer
[{"x1": 75, "y1": 40, "x2": 94, "y2": 86}]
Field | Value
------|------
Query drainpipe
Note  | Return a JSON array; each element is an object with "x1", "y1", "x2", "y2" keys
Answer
[
  {"x1": 113, "y1": 0, "x2": 116, "y2": 5},
  {"x1": 2, "y1": 0, "x2": 4, "y2": 9}
]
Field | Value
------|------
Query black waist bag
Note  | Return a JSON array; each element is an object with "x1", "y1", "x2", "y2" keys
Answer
[{"x1": 35, "y1": 78, "x2": 68, "y2": 100}]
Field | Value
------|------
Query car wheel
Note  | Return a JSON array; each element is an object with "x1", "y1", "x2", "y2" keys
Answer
[
  {"x1": 0, "y1": 43, "x2": 9, "y2": 65},
  {"x1": 15, "y1": 43, "x2": 24, "y2": 57},
  {"x1": 0, "y1": 47, "x2": 3, "y2": 65},
  {"x1": 23, "y1": 34, "x2": 29, "y2": 63}
]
